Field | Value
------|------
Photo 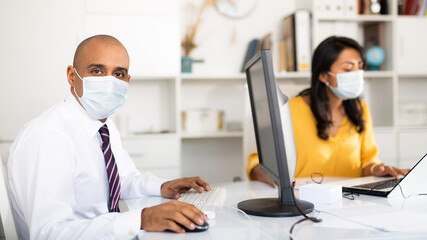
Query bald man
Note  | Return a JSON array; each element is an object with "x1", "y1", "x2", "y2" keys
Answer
[{"x1": 8, "y1": 35, "x2": 211, "y2": 239}]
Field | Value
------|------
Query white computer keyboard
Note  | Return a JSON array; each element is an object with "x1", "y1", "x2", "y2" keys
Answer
[{"x1": 178, "y1": 187, "x2": 227, "y2": 220}]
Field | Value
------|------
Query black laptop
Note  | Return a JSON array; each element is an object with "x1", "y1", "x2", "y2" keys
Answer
[{"x1": 337, "y1": 153, "x2": 427, "y2": 197}]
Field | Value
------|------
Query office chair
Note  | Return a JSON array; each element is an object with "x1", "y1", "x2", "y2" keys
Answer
[{"x1": 0, "y1": 151, "x2": 18, "y2": 240}]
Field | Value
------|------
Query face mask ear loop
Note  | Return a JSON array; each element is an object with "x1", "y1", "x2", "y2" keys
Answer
[
  {"x1": 73, "y1": 67, "x2": 84, "y2": 80},
  {"x1": 324, "y1": 72, "x2": 333, "y2": 87},
  {"x1": 327, "y1": 71, "x2": 335, "y2": 76},
  {"x1": 73, "y1": 67, "x2": 84, "y2": 98}
]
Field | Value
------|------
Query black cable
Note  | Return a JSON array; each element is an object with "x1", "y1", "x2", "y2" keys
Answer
[
  {"x1": 343, "y1": 192, "x2": 359, "y2": 200},
  {"x1": 288, "y1": 186, "x2": 322, "y2": 239},
  {"x1": 289, "y1": 218, "x2": 310, "y2": 239},
  {"x1": 310, "y1": 172, "x2": 324, "y2": 184},
  {"x1": 397, "y1": 183, "x2": 411, "y2": 199}
]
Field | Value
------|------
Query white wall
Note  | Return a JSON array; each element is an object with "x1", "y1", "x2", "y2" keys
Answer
[
  {"x1": 0, "y1": 0, "x2": 295, "y2": 141},
  {"x1": 0, "y1": 0, "x2": 180, "y2": 141},
  {"x1": 0, "y1": 0, "x2": 85, "y2": 140},
  {"x1": 182, "y1": 0, "x2": 295, "y2": 75}
]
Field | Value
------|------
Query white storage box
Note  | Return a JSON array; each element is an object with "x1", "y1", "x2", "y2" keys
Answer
[
  {"x1": 399, "y1": 101, "x2": 427, "y2": 126},
  {"x1": 182, "y1": 109, "x2": 224, "y2": 132},
  {"x1": 299, "y1": 184, "x2": 342, "y2": 204}
]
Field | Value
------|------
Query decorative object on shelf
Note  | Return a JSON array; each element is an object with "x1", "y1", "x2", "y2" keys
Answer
[
  {"x1": 181, "y1": 0, "x2": 214, "y2": 57},
  {"x1": 181, "y1": 56, "x2": 193, "y2": 73},
  {"x1": 366, "y1": 45, "x2": 385, "y2": 71},
  {"x1": 181, "y1": 56, "x2": 205, "y2": 73},
  {"x1": 181, "y1": 0, "x2": 214, "y2": 73},
  {"x1": 215, "y1": 0, "x2": 257, "y2": 19},
  {"x1": 369, "y1": 0, "x2": 381, "y2": 14}
]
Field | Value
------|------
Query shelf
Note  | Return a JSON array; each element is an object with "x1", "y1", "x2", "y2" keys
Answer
[
  {"x1": 398, "y1": 73, "x2": 427, "y2": 78},
  {"x1": 397, "y1": 16, "x2": 427, "y2": 19},
  {"x1": 365, "y1": 71, "x2": 394, "y2": 78},
  {"x1": 317, "y1": 15, "x2": 394, "y2": 22},
  {"x1": 398, "y1": 126, "x2": 427, "y2": 132},
  {"x1": 181, "y1": 131, "x2": 243, "y2": 139},
  {"x1": 372, "y1": 126, "x2": 396, "y2": 133},
  {"x1": 180, "y1": 74, "x2": 246, "y2": 81},
  {"x1": 275, "y1": 71, "x2": 311, "y2": 79},
  {"x1": 180, "y1": 72, "x2": 311, "y2": 81},
  {"x1": 122, "y1": 133, "x2": 178, "y2": 140},
  {"x1": 131, "y1": 75, "x2": 176, "y2": 81},
  {"x1": 177, "y1": 71, "x2": 393, "y2": 83}
]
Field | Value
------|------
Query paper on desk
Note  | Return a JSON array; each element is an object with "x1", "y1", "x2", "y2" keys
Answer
[{"x1": 314, "y1": 202, "x2": 427, "y2": 233}]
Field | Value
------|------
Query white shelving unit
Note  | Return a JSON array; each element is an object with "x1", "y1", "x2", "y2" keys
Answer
[
  {"x1": 118, "y1": 71, "x2": 312, "y2": 182},
  {"x1": 142, "y1": 0, "x2": 427, "y2": 182},
  {"x1": 2, "y1": 0, "x2": 426, "y2": 184},
  {"x1": 298, "y1": 0, "x2": 427, "y2": 169}
]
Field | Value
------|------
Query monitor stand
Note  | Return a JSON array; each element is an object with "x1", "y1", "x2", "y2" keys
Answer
[{"x1": 237, "y1": 186, "x2": 314, "y2": 217}]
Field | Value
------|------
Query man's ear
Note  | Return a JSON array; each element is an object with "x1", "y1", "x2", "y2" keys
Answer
[{"x1": 67, "y1": 65, "x2": 76, "y2": 87}]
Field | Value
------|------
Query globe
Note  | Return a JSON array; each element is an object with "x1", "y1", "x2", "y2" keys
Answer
[{"x1": 366, "y1": 46, "x2": 385, "y2": 71}]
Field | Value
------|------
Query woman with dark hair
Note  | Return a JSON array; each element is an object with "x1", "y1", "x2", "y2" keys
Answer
[{"x1": 246, "y1": 36, "x2": 409, "y2": 187}]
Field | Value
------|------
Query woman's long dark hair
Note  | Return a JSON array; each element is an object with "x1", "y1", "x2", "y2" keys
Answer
[{"x1": 299, "y1": 36, "x2": 366, "y2": 140}]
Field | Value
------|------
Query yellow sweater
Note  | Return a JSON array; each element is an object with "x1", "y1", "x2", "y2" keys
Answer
[{"x1": 246, "y1": 96, "x2": 381, "y2": 179}]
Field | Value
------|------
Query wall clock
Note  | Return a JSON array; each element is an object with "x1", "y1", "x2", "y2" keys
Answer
[{"x1": 215, "y1": 0, "x2": 257, "y2": 19}]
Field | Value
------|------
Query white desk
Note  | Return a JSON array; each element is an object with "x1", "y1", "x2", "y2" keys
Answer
[{"x1": 125, "y1": 180, "x2": 427, "y2": 240}]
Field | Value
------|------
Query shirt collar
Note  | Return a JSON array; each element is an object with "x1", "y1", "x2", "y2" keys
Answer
[{"x1": 65, "y1": 95, "x2": 112, "y2": 138}]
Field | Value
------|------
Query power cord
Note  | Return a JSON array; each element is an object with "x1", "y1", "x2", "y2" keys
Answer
[
  {"x1": 228, "y1": 204, "x2": 294, "y2": 240},
  {"x1": 313, "y1": 209, "x2": 390, "y2": 233},
  {"x1": 289, "y1": 187, "x2": 322, "y2": 240}
]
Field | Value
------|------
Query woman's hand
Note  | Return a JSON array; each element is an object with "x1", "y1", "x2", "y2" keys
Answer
[
  {"x1": 251, "y1": 165, "x2": 277, "y2": 188},
  {"x1": 369, "y1": 163, "x2": 410, "y2": 179}
]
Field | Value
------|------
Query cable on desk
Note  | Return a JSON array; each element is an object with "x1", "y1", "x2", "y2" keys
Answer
[
  {"x1": 289, "y1": 187, "x2": 322, "y2": 240},
  {"x1": 314, "y1": 209, "x2": 390, "y2": 233},
  {"x1": 343, "y1": 192, "x2": 359, "y2": 200},
  {"x1": 397, "y1": 183, "x2": 412, "y2": 199},
  {"x1": 310, "y1": 172, "x2": 323, "y2": 184},
  {"x1": 228, "y1": 204, "x2": 296, "y2": 240}
]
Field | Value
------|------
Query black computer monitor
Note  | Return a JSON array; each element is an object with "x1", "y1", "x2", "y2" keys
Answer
[{"x1": 238, "y1": 49, "x2": 314, "y2": 217}]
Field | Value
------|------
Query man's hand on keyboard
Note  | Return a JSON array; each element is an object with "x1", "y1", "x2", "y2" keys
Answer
[
  {"x1": 161, "y1": 177, "x2": 212, "y2": 199},
  {"x1": 140, "y1": 200, "x2": 207, "y2": 233}
]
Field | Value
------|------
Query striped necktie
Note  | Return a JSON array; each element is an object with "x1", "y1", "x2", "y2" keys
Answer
[{"x1": 99, "y1": 124, "x2": 121, "y2": 212}]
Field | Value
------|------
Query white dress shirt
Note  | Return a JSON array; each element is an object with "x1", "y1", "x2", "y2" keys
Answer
[{"x1": 8, "y1": 96, "x2": 166, "y2": 240}]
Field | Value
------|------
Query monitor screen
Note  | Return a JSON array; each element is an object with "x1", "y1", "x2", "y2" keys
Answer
[
  {"x1": 238, "y1": 49, "x2": 313, "y2": 217},
  {"x1": 247, "y1": 55, "x2": 281, "y2": 181}
]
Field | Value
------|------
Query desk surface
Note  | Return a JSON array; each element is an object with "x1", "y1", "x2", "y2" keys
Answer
[{"x1": 125, "y1": 180, "x2": 427, "y2": 240}]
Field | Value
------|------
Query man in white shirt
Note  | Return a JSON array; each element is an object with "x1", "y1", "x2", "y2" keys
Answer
[{"x1": 8, "y1": 35, "x2": 211, "y2": 239}]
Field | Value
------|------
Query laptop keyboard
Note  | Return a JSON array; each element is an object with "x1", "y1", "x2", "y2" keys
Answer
[{"x1": 353, "y1": 179, "x2": 400, "y2": 190}]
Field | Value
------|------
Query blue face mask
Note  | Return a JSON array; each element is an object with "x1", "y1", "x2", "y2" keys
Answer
[
  {"x1": 74, "y1": 69, "x2": 129, "y2": 119},
  {"x1": 326, "y1": 70, "x2": 364, "y2": 100}
]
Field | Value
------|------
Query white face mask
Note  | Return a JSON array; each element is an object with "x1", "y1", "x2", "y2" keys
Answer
[
  {"x1": 74, "y1": 68, "x2": 129, "y2": 119},
  {"x1": 326, "y1": 70, "x2": 364, "y2": 100}
]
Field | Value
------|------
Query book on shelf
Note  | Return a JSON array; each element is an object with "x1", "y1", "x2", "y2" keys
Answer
[
  {"x1": 417, "y1": 0, "x2": 427, "y2": 15},
  {"x1": 405, "y1": 0, "x2": 418, "y2": 15},
  {"x1": 279, "y1": 40, "x2": 287, "y2": 72},
  {"x1": 280, "y1": 10, "x2": 311, "y2": 72},
  {"x1": 240, "y1": 33, "x2": 272, "y2": 72},
  {"x1": 399, "y1": 0, "x2": 427, "y2": 15},
  {"x1": 241, "y1": 39, "x2": 259, "y2": 72}
]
